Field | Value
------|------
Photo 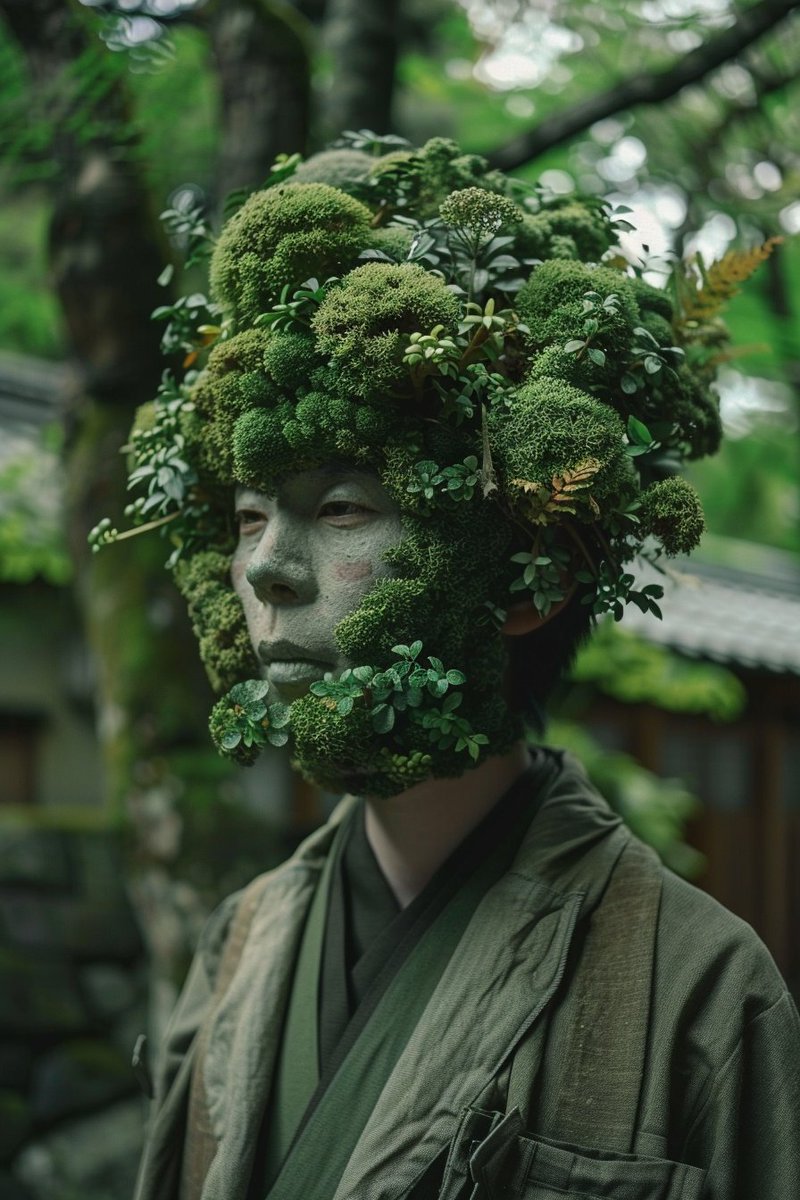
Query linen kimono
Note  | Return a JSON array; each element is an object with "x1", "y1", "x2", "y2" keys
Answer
[{"x1": 133, "y1": 750, "x2": 800, "y2": 1200}]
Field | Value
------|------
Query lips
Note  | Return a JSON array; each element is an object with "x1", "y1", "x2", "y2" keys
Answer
[
  {"x1": 257, "y1": 639, "x2": 333, "y2": 692},
  {"x1": 257, "y1": 638, "x2": 333, "y2": 669}
]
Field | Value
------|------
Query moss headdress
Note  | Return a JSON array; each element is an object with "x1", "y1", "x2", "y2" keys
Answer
[{"x1": 93, "y1": 134, "x2": 729, "y2": 797}]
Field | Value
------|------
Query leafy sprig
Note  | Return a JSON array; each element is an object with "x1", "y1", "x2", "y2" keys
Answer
[{"x1": 255, "y1": 276, "x2": 336, "y2": 333}]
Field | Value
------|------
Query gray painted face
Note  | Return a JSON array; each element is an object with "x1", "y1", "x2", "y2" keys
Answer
[{"x1": 231, "y1": 467, "x2": 404, "y2": 702}]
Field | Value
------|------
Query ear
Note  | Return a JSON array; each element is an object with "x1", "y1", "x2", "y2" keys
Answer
[{"x1": 501, "y1": 587, "x2": 576, "y2": 637}]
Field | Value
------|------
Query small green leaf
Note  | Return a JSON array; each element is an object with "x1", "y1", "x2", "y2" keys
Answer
[
  {"x1": 587, "y1": 347, "x2": 606, "y2": 366},
  {"x1": 221, "y1": 730, "x2": 242, "y2": 751},
  {"x1": 371, "y1": 704, "x2": 395, "y2": 733},
  {"x1": 564, "y1": 339, "x2": 585, "y2": 354},
  {"x1": 627, "y1": 415, "x2": 653, "y2": 445}
]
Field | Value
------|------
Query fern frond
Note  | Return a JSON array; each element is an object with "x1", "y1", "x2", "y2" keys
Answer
[{"x1": 675, "y1": 237, "x2": 782, "y2": 327}]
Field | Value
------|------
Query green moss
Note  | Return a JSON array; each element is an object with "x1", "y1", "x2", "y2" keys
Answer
[
  {"x1": 174, "y1": 551, "x2": 257, "y2": 692},
  {"x1": 290, "y1": 695, "x2": 377, "y2": 790},
  {"x1": 369, "y1": 137, "x2": 509, "y2": 218},
  {"x1": 312, "y1": 262, "x2": 461, "y2": 398},
  {"x1": 209, "y1": 183, "x2": 372, "y2": 326},
  {"x1": 491, "y1": 377, "x2": 633, "y2": 514},
  {"x1": 189, "y1": 328, "x2": 281, "y2": 481},
  {"x1": 526, "y1": 343, "x2": 597, "y2": 390},
  {"x1": 293, "y1": 149, "x2": 373, "y2": 192},
  {"x1": 366, "y1": 224, "x2": 415, "y2": 261},
  {"x1": 515, "y1": 200, "x2": 616, "y2": 263},
  {"x1": 334, "y1": 576, "x2": 429, "y2": 664},
  {"x1": 261, "y1": 331, "x2": 321, "y2": 391},
  {"x1": 630, "y1": 278, "x2": 674, "y2": 320},
  {"x1": 639, "y1": 477, "x2": 705, "y2": 555},
  {"x1": 516, "y1": 260, "x2": 640, "y2": 359},
  {"x1": 232, "y1": 404, "x2": 300, "y2": 490}
]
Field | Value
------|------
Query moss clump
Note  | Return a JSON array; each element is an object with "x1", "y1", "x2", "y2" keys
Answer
[
  {"x1": 293, "y1": 149, "x2": 373, "y2": 192},
  {"x1": 312, "y1": 262, "x2": 461, "y2": 398},
  {"x1": 526, "y1": 343, "x2": 598, "y2": 391},
  {"x1": 366, "y1": 224, "x2": 415, "y2": 262},
  {"x1": 261, "y1": 331, "x2": 321, "y2": 392},
  {"x1": 175, "y1": 551, "x2": 257, "y2": 693},
  {"x1": 289, "y1": 695, "x2": 377, "y2": 791},
  {"x1": 210, "y1": 183, "x2": 372, "y2": 327},
  {"x1": 190, "y1": 329, "x2": 279, "y2": 482},
  {"x1": 515, "y1": 199, "x2": 616, "y2": 264},
  {"x1": 670, "y1": 368, "x2": 722, "y2": 460},
  {"x1": 631, "y1": 277, "x2": 674, "y2": 321},
  {"x1": 639, "y1": 477, "x2": 705, "y2": 555},
  {"x1": 369, "y1": 137, "x2": 509, "y2": 218},
  {"x1": 516, "y1": 260, "x2": 639, "y2": 358},
  {"x1": 334, "y1": 576, "x2": 428, "y2": 665},
  {"x1": 232, "y1": 404, "x2": 299, "y2": 491},
  {"x1": 491, "y1": 377, "x2": 633, "y2": 515}
]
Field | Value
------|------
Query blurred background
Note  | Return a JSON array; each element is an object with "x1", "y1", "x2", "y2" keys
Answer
[{"x1": 0, "y1": 1, "x2": 798, "y2": 1196}]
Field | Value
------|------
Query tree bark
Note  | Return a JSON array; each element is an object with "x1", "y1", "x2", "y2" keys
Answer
[
  {"x1": 205, "y1": 0, "x2": 312, "y2": 198},
  {"x1": 321, "y1": 0, "x2": 401, "y2": 138},
  {"x1": 487, "y1": 0, "x2": 800, "y2": 170}
]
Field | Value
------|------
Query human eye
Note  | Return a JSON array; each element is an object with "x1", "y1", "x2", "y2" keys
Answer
[
  {"x1": 317, "y1": 499, "x2": 374, "y2": 526},
  {"x1": 235, "y1": 507, "x2": 266, "y2": 536}
]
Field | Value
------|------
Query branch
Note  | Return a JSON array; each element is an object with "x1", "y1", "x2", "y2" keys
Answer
[{"x1": 487, "y1": 0, "x2": 800, "y2": 170}]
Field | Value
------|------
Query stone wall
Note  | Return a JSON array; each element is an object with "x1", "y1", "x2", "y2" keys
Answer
[{"x1": 0, "y1": 823, "x2": 147, "y2": 1200}]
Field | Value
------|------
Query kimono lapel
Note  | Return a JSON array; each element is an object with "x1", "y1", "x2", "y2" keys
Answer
[
  {"x1": 333, "y1": 753, "x2": 629, "y2": 1200},
  {"x1": 198, "y1": 798, "x2": 357, "y2": 1200}
]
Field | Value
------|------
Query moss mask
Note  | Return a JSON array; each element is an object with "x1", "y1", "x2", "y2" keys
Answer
[{"x1": 92, "y1": 134, "x2": 737, "y2": 798}]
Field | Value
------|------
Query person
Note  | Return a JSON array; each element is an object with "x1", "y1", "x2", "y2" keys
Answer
[{"x1": 117, "y1": 136, "x2": 800, "y2": 1199}]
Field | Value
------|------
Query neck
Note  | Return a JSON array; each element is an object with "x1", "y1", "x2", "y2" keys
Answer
[{"x1": 363, "y1": 740, "x2": 532, "y2": 908}]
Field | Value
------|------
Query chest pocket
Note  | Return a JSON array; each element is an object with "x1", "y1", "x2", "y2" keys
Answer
[{"x1": 437, "y1": 1108, "x2": 706, "y2": 1200}]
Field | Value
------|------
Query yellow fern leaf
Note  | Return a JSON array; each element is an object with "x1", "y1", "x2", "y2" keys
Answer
[{"x1": 679, "y1": 237, "x2": 782, "y2": 323}]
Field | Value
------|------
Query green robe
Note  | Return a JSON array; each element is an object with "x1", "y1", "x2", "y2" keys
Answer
[{"x1": 133, "y1": 750, "x2": 800, "y2": 1200}]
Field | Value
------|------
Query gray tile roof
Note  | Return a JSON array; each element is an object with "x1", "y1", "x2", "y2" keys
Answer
[{"x1": 621, "y1": 538, "x2": 800, "y2": 676}]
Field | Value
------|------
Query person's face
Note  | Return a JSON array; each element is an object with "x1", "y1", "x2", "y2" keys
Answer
[{"x1": 231, "y1": 466, "x2": 404, "y2": 702}]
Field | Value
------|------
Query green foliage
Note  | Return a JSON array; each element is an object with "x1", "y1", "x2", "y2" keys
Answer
[
  {"x1": 209, "y1": 680, "x2": 290, "y2": 765},
  {"x1": 639, "y1": 477, "x2": 705, "y2": 556},
  {"x1": 491, "y1": 377, "x2": 633, "y2": 516},
  {"x1": 293, "y1": 148, "x2": 374, "y2": 191},
  {"x1": 517, "y1": 261, "x2": 639, "y2": 357},
  {"x1": 509, "y1": 538, "x2": 570, "y2": 616},
  {"x1": 0, "y1": 198, "x2": 64, "y2": 359},
  {"x1": 515, "y1": 198, "x2": 616, "y2": 264},
  {"x1": 312, "y1": 262, "x2": 461, "y2": 398},
  {"x1": 571, "y1": 622, "x2": 746, "y2": 721},
  {"x1": 0, "y1": 426, "x2": 71, "y2": 586},
  {"x1": 174, "y1": 550, "x2": 258, "y2": 694},
  {"x1": 209, "y1": 183, "x2": 372, "y2": 327},
  {"x1": 366, "y1": 136, "x2": 509, "y2": 218},
  {"x1": 545, "y1": 721, "x2": 704, "y2": 878}
]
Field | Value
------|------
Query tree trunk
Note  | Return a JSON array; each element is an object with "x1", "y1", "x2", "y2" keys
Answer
[
  {"x1": 205, "y1": 0, "x2": 312, "y2": 199},
  {"x1": 322, "y1": 0, "x2": 401, "y2": 138}
]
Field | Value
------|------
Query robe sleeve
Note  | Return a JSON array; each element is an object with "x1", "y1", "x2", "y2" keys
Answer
[{"x1": 680, "y1": 989, "x2": 800, "y2": 1199}]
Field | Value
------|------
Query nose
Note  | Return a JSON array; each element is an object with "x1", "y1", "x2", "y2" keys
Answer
[{"x1": 244, "y1": 518, "x2": 316, "y2": 606}]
